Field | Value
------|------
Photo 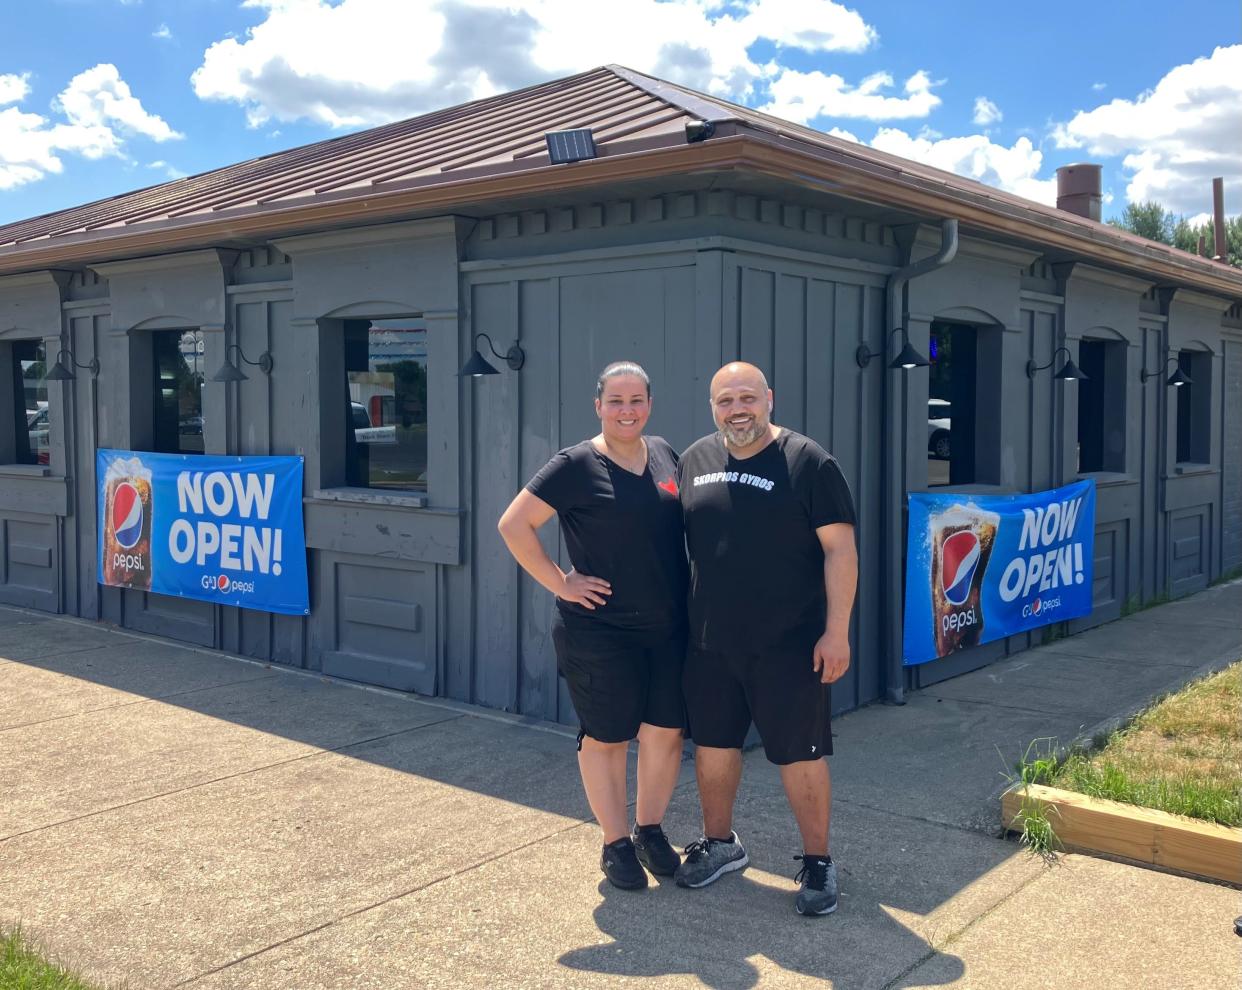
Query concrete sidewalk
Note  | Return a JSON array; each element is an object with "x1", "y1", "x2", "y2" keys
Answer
[{"x1": 1, "y1": 583, "x2": 1239, "y2": 989}]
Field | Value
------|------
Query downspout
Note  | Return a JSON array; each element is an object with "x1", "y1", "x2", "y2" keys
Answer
[{"x1": 883, "y1": 218, "x2": 959, "y2": 704}]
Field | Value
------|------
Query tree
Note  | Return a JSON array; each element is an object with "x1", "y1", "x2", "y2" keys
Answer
[
  {"x1": 1108, "y1": 201, "x2": 1176, "y2": 244},
  {"x1": 1109, "y1": 199, "x2": 1240, "y2": 268},
  {"x1": 1173, "y1": 215, "x2": 1242, "y2": 268}
]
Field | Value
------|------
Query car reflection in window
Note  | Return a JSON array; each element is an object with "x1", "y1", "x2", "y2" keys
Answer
[
  {"x1": 351, "y1": 401, "x2": 397, "y2": 445},
  {"x1": 927, "y1": 399, "x2": 951, "y2": 461},
  {"x1": 26, "y1": 403, "x2": 49, "y2": 465}
]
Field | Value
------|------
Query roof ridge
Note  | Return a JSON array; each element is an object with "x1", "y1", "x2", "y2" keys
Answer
[{"x1": 603, "y1": 65, "x2": 740, "y2": 123}]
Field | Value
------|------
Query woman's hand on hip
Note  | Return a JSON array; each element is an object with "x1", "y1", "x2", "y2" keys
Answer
[{"x1": 558, "y1": 569, "x2": 612, "y2": 609}]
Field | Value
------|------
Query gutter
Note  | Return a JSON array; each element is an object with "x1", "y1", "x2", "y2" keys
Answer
[{"x1": 882, "y1": 219, "x2": 959, "y2": 704}]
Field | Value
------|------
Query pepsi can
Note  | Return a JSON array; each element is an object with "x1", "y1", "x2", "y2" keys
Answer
[
  {"x1": 102, "y1": 456, "x2": 153, "y2": 591},
  {"x1": 930, "y1": 504, "x2": 998, "y2": 657}
]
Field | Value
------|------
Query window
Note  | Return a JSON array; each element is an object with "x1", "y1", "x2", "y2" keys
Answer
[
  {"x1": 1076, "y1": 339, "x2": 1127, "y2": 474},
  {"x1": 928, "y1": 323, "x2": 1003, "y2": 487},
  {"x1": 1175, "y1": 349, "x2": 1211, "y2": 465},
  {"x1": 152, "y1": 330, "x2": 206, "y2": 454},
  {"x1": 11, "y1": 340, "x2": 48, "y2": 465},
  {"x1": 343, "y1": 319, "x2": 428, "y2": 492}
]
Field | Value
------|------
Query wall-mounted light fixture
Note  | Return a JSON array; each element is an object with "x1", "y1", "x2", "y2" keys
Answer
[
  {"x1": 1139, "y1": 356, "x2": 1191, "y2": 387},
  {"x1": 211, "y1": 343, "x2": 273, "y2": 382},
  {"x1": 1026, "y1": 346, "x2": 1087, "y2": 381},
  {"x1": 460, "y1": 333, "x2": 525, "y2": 378},
  {"x1": 45, "y1": 348, "x2": 100, "y2": 381},
  {"x1": 855, "y1": 326, "x2": 930, "y2": 371}
]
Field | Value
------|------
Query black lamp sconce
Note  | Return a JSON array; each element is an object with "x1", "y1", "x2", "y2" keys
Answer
[
  {"x1": 211, "y1": 343, "x2": 273, "y2": 382},
  {"x1": 45, "y1": 348, "x2": 100, "y2": 381},
  {"x1": 1139, "y1": 356, "x2": 1191, "y2": 387},
  {"x1": 1026, "y1": 346, "x2": 1087, "y2": 381},
  {"x1": 856, "y1": 326, "x2": 930, "y2": 370},
  {"x1": 460, "y1": 333, "x2": 525, "y2": 377}
]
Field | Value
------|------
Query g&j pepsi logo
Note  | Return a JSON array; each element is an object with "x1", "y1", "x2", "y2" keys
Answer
[
  {"x1": 216, "y1": 574, "x2": 230, "y2": 591},
  {"x1": 111, "y1": 482, "x2": 144, "y2": 549},
  {"x1": 940, "y1": 530, "x2": 981, "y2": 606}
]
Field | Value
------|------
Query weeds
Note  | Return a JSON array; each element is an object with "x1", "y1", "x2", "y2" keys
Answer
[
  {"x1": 1002, "y1": 737, "x2": 1065, "y2": 862},
  {"x1": 0, "y1": 924, "x2": 111, "y2": 990}
]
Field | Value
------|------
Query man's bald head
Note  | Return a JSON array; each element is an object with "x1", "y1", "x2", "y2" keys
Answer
[{"x1": 709, "y1": 361, "x2": 769, "y2": 398}]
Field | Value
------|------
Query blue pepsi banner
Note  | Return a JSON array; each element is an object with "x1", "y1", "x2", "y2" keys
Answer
[
  {"x1": 903, "y1": 480, "x2": 1096, "y2": 666},
  {"x1": 97, "y1": 449, "x2": 310, "y2": 616}
]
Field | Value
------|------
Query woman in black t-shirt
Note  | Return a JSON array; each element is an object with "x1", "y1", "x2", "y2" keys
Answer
[{"x1": 498, "y1": 361, "x2": 687, "y2": 891}]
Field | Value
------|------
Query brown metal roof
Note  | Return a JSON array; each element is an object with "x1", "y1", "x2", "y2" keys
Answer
[{"x1": 0, "y1": 64, "x2": 1238, "y2": 300}]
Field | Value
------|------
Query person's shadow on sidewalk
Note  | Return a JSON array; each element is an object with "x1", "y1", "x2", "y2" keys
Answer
[{"x1": 559, "y1": 868, "x2": 965, "y2": 989}]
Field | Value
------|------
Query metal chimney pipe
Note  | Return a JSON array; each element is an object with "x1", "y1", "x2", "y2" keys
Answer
[
  {"x1": 1212, "y1": 177, "x2": 1227, "y2": 262},
  {"x1": 1056, "y1": 163, "x2": 1102, "y2": 221}
]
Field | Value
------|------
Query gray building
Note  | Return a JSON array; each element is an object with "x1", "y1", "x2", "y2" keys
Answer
[{"x1": 0, "y1": 66, "x2": 1238, "y2": 722}]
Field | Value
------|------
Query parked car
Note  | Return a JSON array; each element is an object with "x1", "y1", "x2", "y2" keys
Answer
[
  {"x1": 927, "y1": 399, "x2": 951, "y2": 460},
  {"x1": 351, "y1": 401, "x2": 397, "y2": 444},
  {"x1": 26, "y1": 404, "x2": 49, "y2": 464}
]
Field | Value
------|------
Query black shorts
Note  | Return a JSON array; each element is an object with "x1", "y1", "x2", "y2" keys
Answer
[
  {"x1": 683, "y1": 630, "x2": 832, "y2": 765},
  {"x1": 552, "y1": 610, "x2": 686, "y2": 745}
]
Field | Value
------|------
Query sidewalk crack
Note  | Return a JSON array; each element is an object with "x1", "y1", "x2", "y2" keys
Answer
[{"x1": 173, "y1": 819, "x2": 596, "y2": 987}]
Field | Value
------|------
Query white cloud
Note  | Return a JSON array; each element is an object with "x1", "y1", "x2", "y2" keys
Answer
[
  {"x1": 147, "y1": 159, "x2": 187, "y2": 179},
  {"x1": 761, "y1": 68, "x2": 940, "y2": 124},
  {"x1": 192, "y1": 0, "x2": 879, "y2": 128},
  {"x1": 153, "y1": 23, "x2": 172, "y2": 40},
  {"x1": 1091, "y1": 82, "x2": 1107, "y2": 92},
  {"x1": 0, "y1": 73, "x2": 31, "y2": 106},
  {"x1": 0, "y1": 63, "x2": 180, "y2": 192},
  {"x1": 869, "y1": 127, "x2": 1057, "y2": 205},
  {"x1": 55, "y1": 64, "x2": 182, "y2": 142},
  {"x1": 1051, "y1": 45, "x2": 1242, "y2": 214},
  {"x1": 972, "y1": 96, "x2": 1002, "y2": 126}
]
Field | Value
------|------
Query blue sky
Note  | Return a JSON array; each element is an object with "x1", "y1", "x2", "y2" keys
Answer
[{"x1": 1, "y1": 0, "x2": 1238, "y2": 227}]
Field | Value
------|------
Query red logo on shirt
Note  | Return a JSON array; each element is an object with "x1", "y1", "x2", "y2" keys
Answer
[{"x1": 657, "y1": 476, "x2": 678, "y2": 496}]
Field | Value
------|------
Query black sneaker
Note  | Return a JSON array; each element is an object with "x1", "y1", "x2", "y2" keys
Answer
[
  {"x1": 632, "y1": 824, "x2": 681, "y2": 876},
  {"x1": 674, "y1": 833, "x2": 748, "y2": 888},
  {"x1": 793, "y1": 854, "x2": 838, "y2": 916},
  {"x1": 600, "y1": 837, "x2": 648, "y2": 890}
]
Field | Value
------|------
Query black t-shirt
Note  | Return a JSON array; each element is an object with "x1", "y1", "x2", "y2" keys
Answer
[
  {"x1": 526, "y1": 437, "x2": 688, "y2": 629},
  {"x1": 679, "y1": 429, "x2": 856, "y2": 650}
]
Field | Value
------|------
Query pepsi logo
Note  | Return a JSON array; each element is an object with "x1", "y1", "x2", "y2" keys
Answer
[
  {"x1": 112, "y1": 483, "x2": 144, "y2": 549},
  {"x1": 1032, "y1": 598, "x2": 1042, "y2": 614},
  {"x1": 940, "y1": 530, "x2": 980, "y2": 606},
  {"x1": 217, "y1": 574, "x2": 230, "y2": 591}
]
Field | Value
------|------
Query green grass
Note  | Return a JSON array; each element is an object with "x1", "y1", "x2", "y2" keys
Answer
[
  {"x1": 1051, "y1": 663, "x2": 1242, "y2": 827},
  {"x1": 0, "y1": 926, "x2": 109, "y2": 990}
]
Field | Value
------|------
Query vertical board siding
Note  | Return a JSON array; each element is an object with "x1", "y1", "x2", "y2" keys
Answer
[
  {"x1": 516, "y1": 277, "x2": 558, "y2": 721},
  {"x1": 1222, "y1": 338, "x2": 1242, "y2": 573},
  {"x1": 470, "y1": 279, "x2": 520, "y2": 712}
]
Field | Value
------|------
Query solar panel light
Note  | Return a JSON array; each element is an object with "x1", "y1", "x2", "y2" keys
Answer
[
  {"x1": 685, "y1": 119, "x2": 716, "y2": 143},
  {"x1": 545, "y1": 128, "x2": 598, "y2": 165}
]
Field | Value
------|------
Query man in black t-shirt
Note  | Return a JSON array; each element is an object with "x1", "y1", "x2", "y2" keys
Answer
[{"x1": 674, "y1": 362, "x2": 858, "y2": 917}]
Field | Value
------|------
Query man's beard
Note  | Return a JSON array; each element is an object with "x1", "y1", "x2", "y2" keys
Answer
[{"x1": 719, "y1": 417, "x2": 766, "y2": 447}]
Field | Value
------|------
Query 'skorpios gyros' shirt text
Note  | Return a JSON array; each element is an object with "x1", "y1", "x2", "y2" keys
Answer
[
  {"x1": 679, "y1": 429, "x2": 856, "y2": 650},
  {"x1": 526, "y1": 437, "x2": 687, "y2": 629}
]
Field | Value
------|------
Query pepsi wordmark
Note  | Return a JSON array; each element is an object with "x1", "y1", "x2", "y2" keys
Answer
[
  {"x1": 98, "y1": 450, "x2": 310, "y2": 615},
  {"x1": 903, "y1": 480, "x2": 1096, "y2": 666}
]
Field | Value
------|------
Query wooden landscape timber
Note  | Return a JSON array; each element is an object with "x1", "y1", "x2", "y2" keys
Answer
[{"x1": 1003, "y1": 782, "x2": 1242, "y2": 886}]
